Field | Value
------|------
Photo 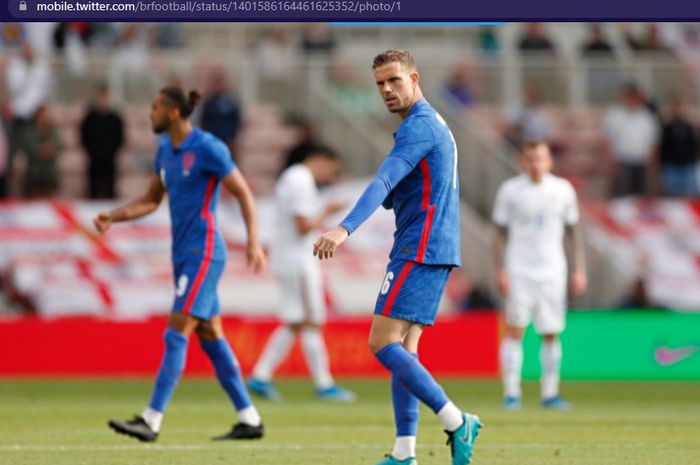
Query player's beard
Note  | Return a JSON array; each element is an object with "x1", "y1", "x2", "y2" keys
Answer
[
  {"x1": 152, "y1": 115, "x2": 171, "y2": 134},
  {"x1": 387, "y1": 86, "x2": 415, "y2": 114}
]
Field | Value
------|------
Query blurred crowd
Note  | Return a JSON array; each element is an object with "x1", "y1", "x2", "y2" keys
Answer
[
  {"x1": 441, "y1": 23, "x2": 700, "y2": 199},
  {"x1": 1, "y1": 22, "x2": 700, "y2": 201}
]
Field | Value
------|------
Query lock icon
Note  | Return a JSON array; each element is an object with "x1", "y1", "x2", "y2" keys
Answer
[{"x1": 19, "y1": 0, "x2": 27, "y2": 11}]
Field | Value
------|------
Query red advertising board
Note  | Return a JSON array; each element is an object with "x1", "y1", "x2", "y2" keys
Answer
[{"x1": 0, "y1": 313, "x2": 499, "y2": 377}]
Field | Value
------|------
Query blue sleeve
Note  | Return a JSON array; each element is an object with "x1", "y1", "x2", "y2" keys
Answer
[
  {"x1": 388, "y1": 117, "x2": 434, "y2": 168},
  {"x1": 339, "y1": 156, "x2": 414, "y2": 234},
  {"x1": 202, "y1": 138, "x2": 237, "y2": 180}
]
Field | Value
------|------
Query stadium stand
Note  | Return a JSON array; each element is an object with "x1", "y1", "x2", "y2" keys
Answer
[{"x1": 1, "y1": 22, "x2": 699, "y2": 316}]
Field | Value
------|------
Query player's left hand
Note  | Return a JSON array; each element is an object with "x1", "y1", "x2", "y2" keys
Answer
[
  {"x1": 246, "y1": 242, "x2": 267, "y2": 274},
  {"x1": 313, "y1": 226, "x2": 349, "y2": 260},
  {"x1": 570, "y1": 270, "x2": 587, "y2": 296}
]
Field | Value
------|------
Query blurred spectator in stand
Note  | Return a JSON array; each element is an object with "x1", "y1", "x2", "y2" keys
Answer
[
  {"x1": 283, "y1": 119, "x2": 319, "y2": 170},
  {"x1": 301, "y1": 23, "x2": 336, "y2": 56},
  {"x1": 200, "y1": 69, "x2": 241, "y2": 157},
  {"x1": 442, "y1": 60, "x2": 478, "y2": 111},
  {"x1": 624, "y1": 24, "x2": 669, "y2": 54},
  {"x1": 478, "y1": 26, "x2": 500, "y2": 56},
  {"x1": 657, "y1": 94, "x2": 698, "y2": 197},
  {"x1": 518, "y1": 22, "x2": 555, "y2": 55},
  {"x1": 603, "y1": 83, "x2": 659, "y2": 197},
  {"x1": 80, "y1": 83, "x2": 125, "y2": 199},
  {"x1": 18, "y1": 105, "x2": 63, "y2": 198},
  {"x1": 4, "y1": 41, "x2": 53, "y2": 192},
  {"x1": 53, "y1": 22, "x2": 89, "y2": 78},
  {"x1": 582, "y1": 24, "x2": 614, "y2": 56},
  {"x1": 53, "y1": 22, "x2": 92, "y2": 49},
  {"x1": 503, "y1": 84, "x2": 551, "y2": 151}
]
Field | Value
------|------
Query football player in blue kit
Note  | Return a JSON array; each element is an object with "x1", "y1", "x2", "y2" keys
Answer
[
  {"x1": 94, "y1": 87, "x2": 266, "y2": 442},
  {"x1": 314, "y1": 50, "x2": 482, "y2": 465}
]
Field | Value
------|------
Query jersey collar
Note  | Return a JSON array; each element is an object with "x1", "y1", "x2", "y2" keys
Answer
[
  {"x1": 170, "y1": 127, "x2": 199, "y2": 153},
  {"x1": 407, "y1": 98, "x2": 430, "y2": 117}
]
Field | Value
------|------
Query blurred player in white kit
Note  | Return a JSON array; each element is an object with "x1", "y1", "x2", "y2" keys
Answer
[
  {"x1": 247, "y1": 146, "x2": 356, "y2": 402},
  {"x1": 492, "y1": 141, "x2": 587, "y2": 410}
]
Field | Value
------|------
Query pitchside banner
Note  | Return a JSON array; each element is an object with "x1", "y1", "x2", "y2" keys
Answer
[
  {"x1": 523, "y1": 311, "x2": 700, "y2": 381},
  {"x1": 1, "y1": 0, "x2": 695, "y2": 21},
  {"x1": 1, "y1": 311, "x2": 698, "y2": 379}
]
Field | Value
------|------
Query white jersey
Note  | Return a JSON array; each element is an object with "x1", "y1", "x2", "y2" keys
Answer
[
  {"x1": 492, "y1": 173, "x2": 579, "y2": 281},
  {"x1": 270, "y1": 164, "x2": 321, "y2": 274}
]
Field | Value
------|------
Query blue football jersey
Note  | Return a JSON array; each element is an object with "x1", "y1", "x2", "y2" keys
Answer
[
  {"x1": 385, "y1": 99, "x2": 461, "y2": 266},
  {"x1": 153, "y1": 127, "x2": 236, "y2": 264}
]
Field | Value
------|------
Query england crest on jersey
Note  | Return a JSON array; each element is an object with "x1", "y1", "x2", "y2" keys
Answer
[{"x1": 182, "y1": 152, "x2": 196, "y2": 176}]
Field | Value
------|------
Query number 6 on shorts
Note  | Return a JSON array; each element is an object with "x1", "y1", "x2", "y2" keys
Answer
[{"x1": 380, "y1": 271, "x2": 395, "y2": 295}]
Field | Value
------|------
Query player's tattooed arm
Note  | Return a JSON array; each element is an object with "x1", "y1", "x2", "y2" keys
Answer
[
  {"x1": 492, "y1": 225, "x2": 509, "y2": 296},
  {"x1": 565, "y1": 223, "x2": 587, "y2": 296},
  {"x1": 93, "y1": 175, "x2": 165, "y2": 234},
  {"x1": 221, "y1": 169, "x2": 266, "y2": 274}
]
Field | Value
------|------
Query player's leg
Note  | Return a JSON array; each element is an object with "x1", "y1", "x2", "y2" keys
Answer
[
  {"x1": 298, "y1": 264, "x2": 355, "y2": 401},
  {"x1": 108, "y1": 311, "x2": 199, "y2": 442},
  {"x1": 500, "y1": 323, "x2": 526, "y2": 409},
  {"x1": 370, "y1": 315, "x2": 480, "y2": 465},
  {"x1": 197, "y1": 316, "x2": 265, "y2": 439},
  {"x1": 534, "y1": 278, "x2": 570, "y2": 410},
  {"x1": 370, "y1": 260, "x2": 481, "y2": 465},
  {"x1": 499, "y1": 276, "x2": 532, "y2": 409},
  {"x1": 248, "y1": 272, "x2": 302, "y2": 400},
  {"x1": 248, "y1": 323, "x2": 297, "y2": 400},
  {"x1": 386, "y1": 324, "x2": 422, "y2": 464}
]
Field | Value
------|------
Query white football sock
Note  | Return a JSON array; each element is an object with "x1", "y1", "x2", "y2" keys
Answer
[
  {"x1": 141, "y1": 407, "x2": 163, "y2": 433},
  {"x1": 500, "y1": 337, "x2": 524, "y2": 398},
  {"x1": 252, "y1": 326, "x2": 295, "y2": 381},
  {"x1": 392, "y1": 435, "x2": 417, "y2": 461},
  {"x1": 437, "y1": 401, "x2": 463, "y2": 432},
  {"x1": 540, "y1": 339, "x2": 562, "y2": 400},
  {"x1": 237, "y1": 405, "x2": 262, "y2": 427},
  {"x1": 300, "y1": 328, "x2": 334, "y2": 390}
]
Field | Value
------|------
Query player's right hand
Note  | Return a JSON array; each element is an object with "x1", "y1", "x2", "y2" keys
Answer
[
  {"x1": 313, "y1": 226, "x2": 349, "y2": 260},
  {"x1": 497, "y1": 269, "x2": 509, "y2": 296},
  {"x1": 93, "y1": 212, "x2": 112, "y2": 234},
  {"x1": 246, "y1": 242, "x2": 267, "y2": 274}
]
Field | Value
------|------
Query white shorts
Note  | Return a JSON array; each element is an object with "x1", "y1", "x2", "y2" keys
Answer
[
  {"x1": 505, "y1": 275, "x2": 567, "y2": 334},
  {"x1": 276, "y1": 261, "x2": 325, "y2": 325}
]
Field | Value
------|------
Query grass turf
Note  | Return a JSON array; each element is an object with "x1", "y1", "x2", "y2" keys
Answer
[{"x1": 0, "y1": 379, "x2": 698, "y2": 465}]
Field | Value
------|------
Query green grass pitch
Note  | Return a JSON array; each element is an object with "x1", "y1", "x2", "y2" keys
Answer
[{"x1": 0, "y1": 379, "x2": 698, "y2": 465}]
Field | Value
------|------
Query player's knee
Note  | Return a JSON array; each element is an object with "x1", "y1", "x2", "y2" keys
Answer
[
  {"x1": 368, "y1": 336, "x2": 391, "y2": 354},
  {"x1": 542, "y1": 333, "x2": 559, "y2": 343}
]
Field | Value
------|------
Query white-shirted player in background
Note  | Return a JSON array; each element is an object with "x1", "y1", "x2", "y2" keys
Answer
[
  {"x1": 247, "y1": 147, "x2": 356, "y2": 402},
  {"x1": 492, "y1": 141, "x2": 587, "y2": 410}
]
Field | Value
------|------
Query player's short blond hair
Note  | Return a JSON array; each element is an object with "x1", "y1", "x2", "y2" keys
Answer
[{"x1": 372, "y1": 50, "x2": 417, "y2": 72}]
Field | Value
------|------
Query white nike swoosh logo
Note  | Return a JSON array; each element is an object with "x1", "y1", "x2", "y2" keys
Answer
[{"x1": 654, "y1": 345, "x2": 699, "y2": 366}]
